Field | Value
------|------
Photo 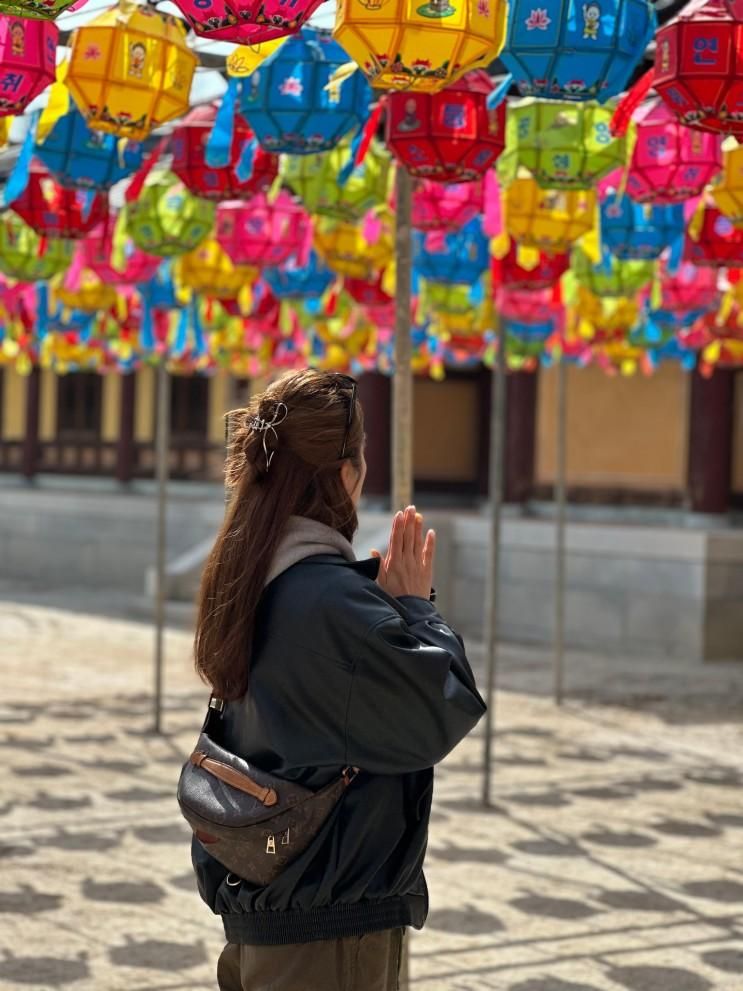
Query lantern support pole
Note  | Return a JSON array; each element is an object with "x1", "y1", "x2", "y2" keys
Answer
[
  {"x1": 392, "y1": 164, "x2": 414, "y2": 512},
  {"x1": 481, "y1": 317, "x2": 507, "y2": 808},
  {"x1": 554, "y1": 355, "x2": 568, "y2": 706},
  {"x1": 153, "y1": 360, "x2": 170, "y2": 736}
]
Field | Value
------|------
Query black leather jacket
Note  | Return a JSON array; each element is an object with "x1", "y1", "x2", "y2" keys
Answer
[{"x1": 191, "y1": 554, "x2": 486, "y2": 945}]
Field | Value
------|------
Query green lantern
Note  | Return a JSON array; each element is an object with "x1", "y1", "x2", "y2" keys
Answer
[
  {"x1": 572, "y1": 246, "x2": 655, "y2": 299},
  {"x1": 125, "y1": 170, "x2": 215, "y2": 258},
  {"x1": 0, "y1": 214, "x2": 73, "y2": 281},
  {"x1": 281, "y1": 139, "x2": 392, "y2": 223},
  {"x1": 0, "y1": 0, "x2": 76, "y2": 19},
  {"x1": 499, "y1": 100, "x2": 626, "y2": 191}
]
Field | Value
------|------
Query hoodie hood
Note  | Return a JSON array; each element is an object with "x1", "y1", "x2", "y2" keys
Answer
[{"x1": 264, "y1": 515, "x2": 356, "y2": 587}]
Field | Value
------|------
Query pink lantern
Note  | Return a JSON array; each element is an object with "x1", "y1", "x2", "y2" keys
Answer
[
  {"x1": 497, "y1": 287, "x2": 562, "y2": 331},
  {"x1": 0, "y1": 16, "x2": 56, "y2": 117},
  {"x1": 411, "y1": 180, "x2": 484, "y2": 232},
  {"x1": 170, "y1": 0, "x2": 322, "y2": 45},
  {"x1": 216, "y1": 193, "x2": 311, "y2": 269},
  {"x1": 624, "y1": 98, "x2": 722, "y2": 205},
  {"x1": 83, "y1": 218, "x2": 162, "y2": 285},
  {"x1": 659, "y1": 259, "x2": 718, "y2": 312}
]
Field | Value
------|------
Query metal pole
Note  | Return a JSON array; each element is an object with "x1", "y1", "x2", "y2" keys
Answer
[
  {"x1": 153, "y1": 360, "x2": 170, "y2": 735},
  {"x1": 481, "y1": 318, "x2": 507, "y2": 807},
  {"x1": 554, "y1": 356, "x2": 568, "y2": 706},
  {"x1": 392, "y1": 164, "x2": 414, "y2": 511}
]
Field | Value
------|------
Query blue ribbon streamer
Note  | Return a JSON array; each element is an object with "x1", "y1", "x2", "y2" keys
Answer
[
  {"x1": 235, "y1": 136, "x2": 257, "y2": 183},
  {"x1": 140, "y1": 301, "x2": 155, "y2": 351},
  {"x1": 337, "y1": 124, "x2": 365, "y2": 187},
  {"x1": 206, "y1": 78, "x2": 240, "y2": 169},
  {"x1": 36, "y1": 283, "x2": 48, "y2": 341},
  {"x1": 191, "y1": 297, "x2": 205, "y2": 356},
  {"x1": 174, "y1": 307, "x2": 189, "y2": 354},
  {"x1": 3, "y1": 111, "x2": 40, "y2": 207},
  {"x1": 486, "y1": 75, "x2": 512, "y2": 110},
  {"x1": 667, "y1": 234, "x2": 683, "y2": 274}
]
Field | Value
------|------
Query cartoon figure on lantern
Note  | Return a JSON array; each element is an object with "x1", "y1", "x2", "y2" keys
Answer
[
  {"x1": 398, "y1": 98, "x2": 422, "y2": 131},
  {"x1": 9, "y1": 22, "x2": 25, "y2": 58},
  {"x1": 582, "y1": 2, "x2": 601, "y2": 39},
  {"x1": 417, "y1": 0, "x2": 456, "y2": 17},
  {"x1": 128, "y1": 42, "x2": 146, "y2": 79},
  {"x1": 358, "y1": 0, "x2": 384, "y2": 10}
]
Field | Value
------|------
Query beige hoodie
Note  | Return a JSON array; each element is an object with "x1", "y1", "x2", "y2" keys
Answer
[{"x1": 264, "y1": 515, "x2": 356, "y2": 587}]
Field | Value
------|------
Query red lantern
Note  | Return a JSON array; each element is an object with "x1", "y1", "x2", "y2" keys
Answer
[
  {"x1": 492, "y1": 245, "x2": 570, "y2": 290},
  {"x1": 11, "y1": 163, "x2": 108, "y2": 239},
  {"x1": 344, "y1": 272, "x2": 394, "y2": 325},
  {"x1": 216, "y1": 193, "x2": 311, "y2": 269},
  {"x1": 83, "y1": 218, "x2": 162, "y2": 285},
  {"x1": 171, "y1": 103, "x2": 278, "y2": 202},
  {"x1": 684, "y1": 203, "x2": 743, "y2": 266},
  {"x1": 655, "y1": 0, "x2": 743, "y2": 136},
  {"x1": 386, "y1": 71, "x2": 506, "y2": 183},
  {"x1": 0, "y1": 16, "x2": 56, "y2": 117}
]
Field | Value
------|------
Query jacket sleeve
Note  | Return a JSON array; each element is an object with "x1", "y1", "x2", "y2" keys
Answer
[{"x1": 342, "y1": 582, "x2": 486, "y2": 774}]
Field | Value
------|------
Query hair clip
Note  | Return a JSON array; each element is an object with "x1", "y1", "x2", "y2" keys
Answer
[{"x1": 249, "y1": 402, "x2": 288, "y2": 471}]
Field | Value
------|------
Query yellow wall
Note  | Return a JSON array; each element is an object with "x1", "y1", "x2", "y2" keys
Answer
[
  {"x1": 208, "y1": 371, "x2": 230, "y2": 444},
  {"x1": 2, "y1": 367, "x2": 25, "y2": 439},
  {"x1": 135, "y1": 366, "x2": 155, "y2": 443},
  {"x1": 537, "y1": 363, "x2": 689, "y2": 490},
  {"x1": 733, "y1": 372, "x2": 743, "y2": 493},
  {"x1": 414, "y1": 377, "x2": 479, "y2": 482},
  {"x1": 101, "y1": 374, "x2": 121, "y2": 443},
  {"x1": 39, "y1": 370, "x2": 57, "y2": 442}
]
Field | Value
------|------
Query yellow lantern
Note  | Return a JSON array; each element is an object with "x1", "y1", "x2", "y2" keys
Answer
[
  {"x1": 505, "y1": 177, "x2": 596, "y2": 254},
  {"x1": 711, "y1": 145, "x2": 743, "y2": 226},
  {"x1": 314, "y1": 215, "x2": 393, "y2": 279},
  {"x1": 67, "y1": 0, "x2": 197, "y2": 141},
  {"x1": 55, "y1": 267, "x2": 118, "y2": 313},
  {"x1": 176, "y1": 240, "x2": 258, "y2": 301},
  {"x1": 333, "y1": 0, "x2": 507, "y2": 92}
]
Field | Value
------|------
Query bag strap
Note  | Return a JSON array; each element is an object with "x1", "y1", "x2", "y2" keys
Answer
[{"x1": 190, "y1": 750, "x2": 279, "y2": 807}]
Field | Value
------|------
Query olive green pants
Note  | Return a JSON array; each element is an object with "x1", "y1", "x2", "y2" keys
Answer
[{"x1": 217, "y1": 927, "x2": 405, "y2": 991}]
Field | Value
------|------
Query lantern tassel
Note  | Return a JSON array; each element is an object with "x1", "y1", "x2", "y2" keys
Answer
[
  {"x1": 610, "y1": 69, "x2": 654, "y2": 137},
  {"x1": 125, "y1": 136, "x2": 168, "y2": 204},
  {"x1": 235, "y1": 136, "x2": 257, "y2": 182},
  {"x1": 486, "y1": 75, "x2": 512, "y2": 110},
  {"x1": 3, "y1": 111, "x2": 40, "y2": 208},
  {"x1": 353, "y1": 99, "x2": 386, "y2": 169},
  {"x1": 207, "y1": 77, "x2": 240, "y2": 169}
]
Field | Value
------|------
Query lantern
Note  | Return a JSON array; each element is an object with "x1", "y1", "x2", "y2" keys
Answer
[
  {"x1": 333, "y1": 0, "x2": 507, "y2": 93},
  {"x1": 655, "y1": 0, "x2": 743, "y2": 137},
  {"x1": 170, "y1": 0, "x2": 323, "y2": 45},
  {"x1": 421, "y1": 280, "x2": 488, "y2": 336},
  {"x1": 125, "y1": 171, "x2": 215, "y2": 258},
  {"x1": 601, "y1": 194, "x2": 685, "y2": 260},
  {"x1": 386, "y1": 71, "x2": 506, "y2": 180},
  {"x1": 411, "y1": 179, "x2": 483, "y2": 230},
  {"x1": 505, "y1": 178, "x2": 596, "y2": 252},
  {"x1": 684, "y1": 202, "x2": 743, "y2": 266},
  {"x1": 67, "y1": 2, "x2": 197, "y2": 141},
  {"x1": 216, "y1": 192, "x2": 310, "y2": 269},
  {"x1": 500, "y1": 100, "x2": 625, "y2": 190},
  {"x1": 572, "y1": 245, "x2": 655, "y2": 297},
  {"x1": 36, "y1": 106, "x2": 144, "y2": 192},
  {"x1": 240, "y1": 29, "x2": 371, "y2": 154},
  {"x1": 11, "y1": 164, "x2": 109, "y2": 239},
  {"x1": 345, "y1": 271, "x2": 395, "y2": 326},
  {"x1": 501, "y1": 0, "x2": 655, "y2": 102},
  {"x1": 176, "y1": 240, "x2": 257, "y2": 300},
  {"x1": 0, "y1": 214, "x2": 73, "y2": 281},
  {"x1": 413, "y1": 218, "x2": 490, "y2": 285},
  {"x1": 56, "y1": 259, "x2": 119, "y2": 313},
  {"x1": 171, "y1": 103, "x2": 278, "y2": 202},
  {"x1": 83, "y1": 217, "x2": 162, "y2": 285},
  {"x1": 659, "y1": 259, "x2": 718, "y2": 312},
  {"x1": 281, "y1": 138, "x2": 392, "y2": 222},
  {"x1": 0, "y1": 16, "x2": 55, "y2": 117},
  {"x1": 624, "y1": 98, "x2": 722, "y2": 203},
  {"x1": 498, "y1": 286, "x2": 559, "y2": 327},
  {"x1": 0, "y1": 0, "x2": 80, "y2": 18},
  {"x1": 568, "y1": 286, "x2": 640, "y2": 342},
  {"x1": 492, "y1": 244, "x2": 570, "y2": 289},
  {"x1": 314, "y1": 215, "x2": 394, "y2": 279},
  {"x1": 263, "y1": 251, "x2": 334, "y2": 299},
  {"x1": 711, "y1": 144, "x2": 743, "y2": 223}
]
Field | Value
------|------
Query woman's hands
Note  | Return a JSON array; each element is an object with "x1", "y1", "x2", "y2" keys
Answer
[{"x1": 371, "y1": 505, "x2": 436, "y2": 600}]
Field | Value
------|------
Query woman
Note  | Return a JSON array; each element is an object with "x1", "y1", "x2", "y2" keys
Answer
[{"x1": 191, "y1": 368, "x2": 486, "y2": 991}]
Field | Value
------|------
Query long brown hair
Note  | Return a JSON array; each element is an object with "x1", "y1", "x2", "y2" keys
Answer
[{"x1": 194, "y1": 369, "x2": 364, "y2": 701}]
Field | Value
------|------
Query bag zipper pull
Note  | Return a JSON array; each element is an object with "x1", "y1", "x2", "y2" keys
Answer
[{"x1": 266, "y1": 835, "x2": 276, "y2": 855}]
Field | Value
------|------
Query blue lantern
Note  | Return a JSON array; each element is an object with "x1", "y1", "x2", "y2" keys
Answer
[
  {"x1": 263, "y1": 251, "x2": 334, "y2": 300},
  {"x1": 36, "y1": 107, "x2": 144, "y2": 191},
  {"x1": 413, "y1": 219, "x2": 490, "y2": 286},
  {"x1": 601, "y1": 194, "x2": 685, "y2": 261},
  {"x1": 501, "y1": 0, "x2": 656, "y2": 102},
  {"x1": 239, "y1": 29, "x2": 372, "y2": 155}
]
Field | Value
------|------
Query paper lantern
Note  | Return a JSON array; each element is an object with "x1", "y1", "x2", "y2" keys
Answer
[
  {"x1": 684, "y1": 202, "x2": 743, "y2": 266},
  {"x1": 0, "y1": 0, "x2": 81, "y2": 19},
  {"x1": 36, "y1": 106, "x2": 144, "y2": 191},
  {"x1": 500, "y1": 100, "x2": 625, "y2": 189},
  {"x1": 659, "y1": 259, "x2": 718, "y2": 312},
  {"x1": 176, "y1": 240, "x2": 257, "y2": 300},
  {"x1": 493, "y1": 243, "x2": 569, "y2": 289},
  {"x1": 0, "y1": 214, "x2": 73, "y2": 280},
  {"x1": 711, "y1": 144, "x2": 743, "y2": 223},
  {"x1": 314, "y1": 215, "x2": 393, "y2": 279},
  {"x1": 126, "y1": 171, "x2": 215, "y2": 258},
  {"x1": 567, "y1": 286, "x2": 640, "y2": 339},
  {"x1": 240, "y1": 29, "x2": 371, "y2": 154},
  {"x1": 170, "y1": 0, "x2": 323, "y2": 45},
  {"x1": 216, "y1": 192, "x2": 310, "y2": 268},
  {"x1": 572, "y1": 245, "x2": 655, "y2": 297},
  {"x1": 11, "y1": 164, "x2": 109, "y2": 238},
  {"x1": 345, "y1": 272, "x2": 393, "y2": 309},
  {"x1": 498, "y1": 286, "x2": 558, "y2": 327},
  {"x1": 282, "y1": 138, "x2": 392, "y2": 222},
  {"x1": 501, "y1": 0, "x2": 655, "y2": 102},
  {"x1": 505, "y1": 178, "x2": 596, "y2": 252},
  {"x1": 601, "y1": 194, "x2": 685, "y2": 260},
  {"x1": 56, "y1": 259, "x2": 118, "y2": 313},
  {"x1": 262, "y1": 251, "x2": 334, "y2": 300},
  {"x1": 83, "y1": 217, "x2": 162, "y2": 285},
  {"x1": 333, "y1": 0, "x2": 507, "y2": 93},
  {"x1": 624, "y1": 98, "x2": 722, "y2": 204},
  {"x1": 413, "y1": 218, "x2": 490, "y2": 285},
  {"x1": 421, "y1": 281, "x2": 487, "y2": 336},
  {"x1": 0, "y1": 16, "x2": 56, "y2": 116},
  {"x1": 67, "y1": 3, "x2": 197, "y2": 141},
  {"x1": 386, "y1": 71, "x2": 505, "y2": 180},
  {"x1": 171, "y1": 103, "x2": 278, "y2": 202},
  {"x1": 411, "y1": 179, "x2": 483, "y2": 230}
]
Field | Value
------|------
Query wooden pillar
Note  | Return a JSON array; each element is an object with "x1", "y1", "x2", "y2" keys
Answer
[
  {"x1": 688, "y1": 366, "x2": 734, "y2": 514},
  {"x1": 357, "y1": 372, "x2": 391, "y2": 499},
  {"x1": 505, "y1": 369, "x2": 538, "y2": 504},
  {"x1": 22, "y1": 366, "x2": 40, "y2": 480},
  {"x1": 116, "y1": 372, "x2": 137, "y2": 483}
]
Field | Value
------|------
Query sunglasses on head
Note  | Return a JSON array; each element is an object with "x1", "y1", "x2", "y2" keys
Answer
[{"x1": 335, "y1": 373, "x2": 357, "y2": 460}]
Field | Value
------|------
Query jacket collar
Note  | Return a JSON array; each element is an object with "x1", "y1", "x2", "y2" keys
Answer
[{"x1": 303, "y1": 553, "x2": 380, "y2": 580}]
